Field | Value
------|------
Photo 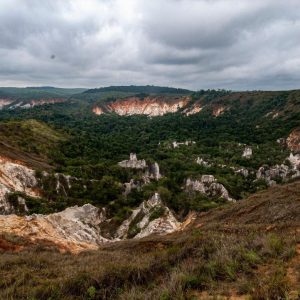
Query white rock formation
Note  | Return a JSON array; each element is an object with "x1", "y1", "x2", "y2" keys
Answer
[
  {"x1": 256, "y1": 165, "x2": 290, "y2": 186},
  {"x1": 148, "y1": 162, "x2": 162, "y2": 180},
  {"x1": 116, "y1": 193, "x2": 180, "y2": 239},
  {"x1": 118, "y1": 153, "x2": 147, "y2": 169},
  {"x1": 172, "y1": 140, "x2": 196, "y2": 148},
  {"x1": 288, "y1": 153, "x2": 300, "y2": 169},
  {"x1": 124, "y1": 179, "x2": 142, "y2": 196},
  {"x1": 0, "y1": 156, "x2": 40, "y2": 214},
  {"x1": 256, "y1": 153, "x2": 300, "y2": 186},
  {"x1": 184, "y1": 105, "x2": 203, "y2": 116},
  {"x1": 186, "y1": 175, "x2": 234, "y2": 201},
  {"x1": 0, "y1": 198, "x2": 181, "y2": 253},
  {"x1": 212, "y1": 106, "x2": 226, "y2": 117},
  {"x1": 0, "y1": 99, "x2": 13, "y2": 109},
  {"x1": 235, "y1": 168, "x2": 249, "y2": 177},
  {"x1": 242, "y1": 147, "x2": 253, "y2": 159},
  {"x1": 0, "y1": 204, "x2": 107, "y2": 253},
  {"x1": 196, "y1": 157, "x2": 211, "y2": 167}
]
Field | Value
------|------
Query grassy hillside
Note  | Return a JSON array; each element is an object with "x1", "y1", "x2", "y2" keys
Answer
[
  {"x1": 0, "y1": 119, "x2": 67, "y2": 168},
  {"x1": 1, "y1": 180, "x2": 299, "y2": 299},
  {"x1": 0, "y1": 87, "x2": 86, "y2": 101}
]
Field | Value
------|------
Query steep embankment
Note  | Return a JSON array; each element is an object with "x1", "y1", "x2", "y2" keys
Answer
[
  {"x1": 93, "y1": 95, "x2": 190, "y2": 116},
  {"x1": 0, "y1": 119, "x2": 66, "y2": 165},
  {"x1": 91, "y1": 89, "x2": 300, "y2": 119},
  {"x1": 194, "y1": 180, "x2": 300, "y2": 230}
]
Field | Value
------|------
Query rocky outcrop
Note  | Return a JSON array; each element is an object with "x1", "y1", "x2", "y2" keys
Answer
[
  {"x1": 0, "y1": 156, "x2": 40, "y2": 214},
  {"x1": 0, "y1": 204, "x2": 106, "y2": 253},
  {"x1": 196, "y1": 157, "x2": 211, "y2": 167},
  {"x1": 0, "y1": 99, "x2": 13, "y2": 109},
  {"x1": 92, "y1": 106, "x2": 104, "y2": 115},
  {"x1": 212, "y1": 105, "x2": 226, "y2": 117},
  {"x1": 172, "y1": 140, "x2": 196, "y2": 148},
  {"x1": 116, "y1": 193, "x2": 180, "y2": 239},
  {"x1": 118, "y1": 153, "x2": 147, "y2": 169},
  {"x1": 186, "y1": 175, "x2": 234, "y2": 201},
  {"x1": 287, "y1": 128, "x2": 300, "y2": 153},
  {"x1": 256, "y1": 164, "x2": 290, "y2": 186},
  {"x1": 288, "y1": 153, "x2": 300, "y2": 169},
  {"x1": 256, "y1": 154, "x2": 300, "y2": 186},
  {"x1": 124, "y1": 179, "x2": 142, "y2": 196},
  {"x1": 234, "y1": 167, "x2": 249, "y2": 177},
  {"x1": 184, "y1": 104, "x2": 203, "y2": 116},
  {"x1": 119, "y1": 154, "x2": 162, "y2": 183},
  {"x1": 0, "y1": 195, "x2": 181, "y2": 253},
  {"x1": 21, "y1": 99, "x2": 66, "y2": 108},
  {"x1": 147, "y1": 162, "x2": 162, "y2": 181},
  {"x1": 265, "y1": 111, "x2": 280, "y2": 119},
  {"x1": 242, "y1": 146, "x2": 253, "y2": 159}
]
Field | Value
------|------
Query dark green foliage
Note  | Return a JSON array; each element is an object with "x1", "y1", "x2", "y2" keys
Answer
[
  {"x1": 84, "y1": 85, "x2": 192, "y2": 95},
  {"x1": 149, "y1": 206, "x2": 166, "y2": 221},
  {"x1": 0, "y1": 88, "x2": 299, "y2": 217}
]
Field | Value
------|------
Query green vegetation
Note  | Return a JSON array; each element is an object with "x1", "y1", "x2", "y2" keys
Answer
[
  {"x1": 84, "y1": 85, "x2": 192, "y2": 95},
  {"x1": 1, "y1": 164, "x2": 300, "y2": 299},
  {"x1": 0, "y1": 86, "x2": 86, "y2": 101},
  {"x1": 0, "y1": 88, "x2": 299, "y2": 218},
  {"x1": 0, "y1": 119, "x2": 66, "y2": 159},
  {"x1": 149, "y1": 206, "x2": 166, "y2": 221}
]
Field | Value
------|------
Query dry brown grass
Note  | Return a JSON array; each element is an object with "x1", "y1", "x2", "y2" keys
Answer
[{"x1": 1, "y1": 181, "x2": 300, "y2": 299}]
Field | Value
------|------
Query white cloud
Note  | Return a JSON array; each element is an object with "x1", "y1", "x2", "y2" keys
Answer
[{"x1": 0, "y1": 0, "x2": 299, "y2": 90}]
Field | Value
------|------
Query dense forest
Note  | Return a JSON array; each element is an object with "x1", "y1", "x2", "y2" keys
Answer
[{"x1": 0, "y1": 88, "x2": 299, "y2": 220}]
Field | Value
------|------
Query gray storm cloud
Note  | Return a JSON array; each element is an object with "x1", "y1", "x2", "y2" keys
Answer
[{"x1": 0, "y1": 0, "x2": 299, "y2": 90}]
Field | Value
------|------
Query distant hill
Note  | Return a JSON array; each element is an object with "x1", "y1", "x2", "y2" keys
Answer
[
  {"x1": 0, "y1": 87, "x2": 87, "y2": 100},
  {"x1": 83, "y1": 85, "x2": 193, "y2": 95}
]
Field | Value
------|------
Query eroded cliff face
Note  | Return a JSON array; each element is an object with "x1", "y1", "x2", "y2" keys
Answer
[
  {"x1": 0, "y1": 204, "x2": 102, "y2": 253},
  {"x1": 93, "y1": 96, "x2": 190, "y2": 116},
  {"x1": 0, "y1": 156, "x2": 40, "y2": 214},
  {"x1": 0, "y1": 194, "x2": 181, "y2": 253},
  {"x1": 24, "y1": 98, "x2": 66, "y2": 108},
  {"x1": 0, "y1": 99, "x2": 13, "y2": 109},
  {"x1": 183, "y1": 104, "x2": 203, "y2": 116},
  {"x1": 1, "y1": 98, "x2": 66, "y2": 110},
  {"x1": 92, "y1": 106, "x2": 104, "y2": 115},
  {"x1": 212, "y1": 105, "x2": 226, "y2": 117},
  {"x1": 92, "y1": 95, "x2": 234, "y2": 117},
  {"x1": 287, "y1": 128, "x2": 300, "y2": 153}
]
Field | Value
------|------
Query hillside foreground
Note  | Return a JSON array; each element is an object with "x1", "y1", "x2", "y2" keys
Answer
[{"x1": 1, "y1": 180, "x2": 299, "y2": 300}]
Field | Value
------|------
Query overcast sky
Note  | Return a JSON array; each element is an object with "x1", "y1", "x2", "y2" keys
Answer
[{"x1": 0, "y1": 0, "x2": 300, "y2": 90}]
